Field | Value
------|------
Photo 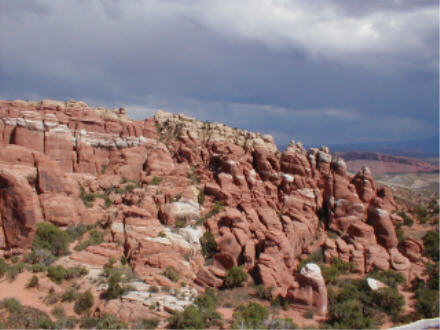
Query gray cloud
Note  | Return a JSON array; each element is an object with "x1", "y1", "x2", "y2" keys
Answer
[{"x1": 0, "y1": 0, "x2": 437, "y2": 146}]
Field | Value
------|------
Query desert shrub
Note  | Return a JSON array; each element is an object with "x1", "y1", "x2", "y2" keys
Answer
[
  {"x1": 1, "y1": 298, "x2": 22, "y2": 312},
  {"x1": 31, "y1": 262, "x2": 46, "y2": 273},
  {"x1": 370, "y1": 269, "x2": 406, "y2": 288},
  {"x1": 415, "y1": 205, "x2": 429, "y2": 223},
  {"x1": 27, "y1": 275, "x2": 39, "y2": 288},
  {"x1": 132, "y1": 318, "x2": 160, "y2": 329},
  {"x1": 10, "y1": 255, "x2": 19, "y2": 263},
  {"x1": 80, "y1": 314, "x2": 127, "y2": 329},
  {"x1": 167, "y1": 305, "x2": 205, "y2": 329},
  {"x1": 51, "y1": 306, "x2": 66, "y2": 320},
  {"x1": 396, "y1": 223, "x2": 405, "y2": 243},
  {"x1": 370, "y1": 287, "x2": 404, "y2": 316},
  {"x1": 188, "y1": 168, "x2": 200, "y2": 185},
  {"x1": 33, "y1": 222, "x2": 70, "y2": 257},
  {"x1": 149, "y1": 176, "x2": 162, "y2": 185},
  {"x1": 255, "y1": 284, "x2": 273, "y2": 301},
  {"x1": 80, "y1": 187, "x2": 96, "y2": 208},
  {"x1": 327, "y1": 299, "x2": 376, "y2": 329},
  {"x1": 47, "y1": 265, "x2": 67, "y2": 284},
  {"x1": 44, "y1": 287, "x2": 59, "y2": 305},
  {"x1": 65, "y1": 266, "x2": 89, "y2": 280},
  {"x1": 66, "y1": 223, "x2": 90, "y2": 241},
  {"x1": 271, "y1": 296, "x2": 290, "y2": 311},
  {"x1": 200, "y1": 232, "x2": 217, "y2": 259},
  {"x1": 120, "y1": 256, "x2": 128, "y2": 265},
  {"x1": 62, "y1": 287, "x2": 78, "y2": 302},
  {"x1": 74, "y1": 290, "x2": 94, "y2": 315},
  {"x1": 7, "y1": 263, "x2": 24, "y2": 280},
  {"x1": 25, "y1": 248, "x2": 56, "y2": 266},
  {"x1": 224, "y1": 266, "x2": 248, "y2": 288},
  {"x1": 297, "y1": 249, "x2": 324, "y2": 270},
  {"x1": 398, "y1": 211, "x2": 414, "y2": 227},
  {"x1": 148, "y1": 285, "x2": 159, "y2": 293},
  {"x1": 74, "y1": 229, "x2": 104, "y2": 251},
  {"x1": 415, "y1": 287, "x2": 439, "y2": 318},
  {"x1": 198, "y1": 190, "x2": 205, "y2": 206},
  {"x1": 269, "y1": 318, "x2": 298, "y2": 329},
  {"x1": 423, "y1": 230, "x2": 439, "y2": 261},
  {"x1": 1, "y1": 303, "x2": 53, "y2": 329},
  {"x1": 232, "y1": 302, "x2": 269, "y2": 329},
  {"x1": 162, "y1": 266, "x2": 179, "y2": 282},
  {"x1": 425, "y1": 262, "x2": 439, "y2": 290},
  {"x1": 0, "y1": 258, "x2": 8, "y2": 277},
  {"x1": 174, "y1": 218, "x2": 187, "y2": 228},
  {"x1": 105, "y1": 273, "x2": 123, "y2": 299}
]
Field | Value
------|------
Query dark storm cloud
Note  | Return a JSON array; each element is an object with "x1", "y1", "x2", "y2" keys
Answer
[{"x1": 0, "y1": 0, "x2": 437, "y2": 146}]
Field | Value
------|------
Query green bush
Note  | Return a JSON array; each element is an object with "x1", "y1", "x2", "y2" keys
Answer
[
  {"x1": 396, "y1": 223, "x2": 405, "y2": 243},
  {"x1": 74, "y1": 230, "x2": 104, "y2": 251},
  {"x1": 25, "y1": 249, "x2": 56, "y2": 266},
  {"x1": 32, "y1": 263, "x2": 46, "y2": 273},
  {"x1": 269, "y1": 318, "x2": 298, "y2": 329},
  {"x1": 74, "y1": 290, "x2": 94, "y2": 315},
  {"x1": 423, "y1": 230, "x2": 439, "y2": 261},
  {"x1": 0, "y1": 258, "x2": 8, "y2": 277},
  {"x1": 149, "y1": 176, "x2": 162, "y2": 185},
  {"x1": 27, "y1": 275, "x2": 39, "y2": 288},
  {"x1": 327, "y1": 299, "x2": 376, "y2": 329},
  {"x1": 80, "y1": 314, "x2": 127, "y2": 329},
  {"x1": 66, "y1": 224, "x2": 90, "y2": 241},
  {"x1": 148, "y1": 285, "x2": 159, "y2": 293},
  {"x1": 198, "y1": 190, "x2": 205, "y2": 206},
  {"x1": 47, "y1": 265, "x2": 67, "y2": 284},
  {"x1": 51, "y1": 306, "x2": 66, "y2": 320},
  {"x1": 370, "y1": 269, "x2": 406, "y2": 288},
  {"x1": 65, "y1": 266, "x2": 89, "y2": 280},
  {"x1": 62, "y1": 287, "x2": 78, "y2": 302},
  {"x1": 1, "y1": 298, "x2": 22, "y2": 312},
  {"x1": 33, "y1": 222, "x2": 70, "y2": 257},
  {"x1": 162, "y1": 266, "x2": 179, "y2": 282},
  {"x1": 232, "y1": 302, "x2": 269, "y2": 329},
  {"x1": 106, "y1": 274, "x2": 123, "y2": 300},
  {"x1": 255, "y1": 284, "x2": 274, "y2": 301},
  {"x1": 0, "y1": 302, "x2": 53, "y2": 329},
  {"x1": 7, "y1": 263, "x2": 24, "y2": 280},
  {"x1": 398, "y1": 211, "x2": 414, "y2": 227},
  {"x1": 200, "y1": 232, "x2": 217, "y2": 259},
  {"x1": 415, "y1": 287, "x2": 439, "y2": 318},
  {"x1": 132, "y1": 318, "x2": 160, "y2": 329},
  {"x1": 425, "y1": 262, "x2": 439, "y2": 290},
  {"x1": 167, "y1": 305, "x2": 205, "y2": 329},
  {"x1": 370, "y1": 287, "x2": 404, "y2": 316},
  {"x1": 224, "y1": 266, "x2": 248, "y2": 288}
]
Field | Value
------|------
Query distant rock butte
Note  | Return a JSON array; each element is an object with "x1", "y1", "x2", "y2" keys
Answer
[
  {"x1": 0, "y1": 99, "x2": 428, "y2": 318},
  {"x1": 336, "y1": 151, "x2": 438, "y2": 175}
]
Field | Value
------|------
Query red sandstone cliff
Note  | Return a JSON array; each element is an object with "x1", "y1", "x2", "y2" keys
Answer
[{"x1": 0, "y1": 99, "x2": 428, "y2": 320}]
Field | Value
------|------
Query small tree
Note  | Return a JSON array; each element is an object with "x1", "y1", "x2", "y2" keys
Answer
[
  {"x1": 32, "y1": 222, "x2": 70, "y2": 257},
  {"x1": 200, "y1": 232, "x2": 217, "y2": 259},
  {"x1": 224, "y1": 266, "x2": 248, "y2": 288},
  {"x1": 74, "y1": 290, "x2": 94, "y2": 315}
]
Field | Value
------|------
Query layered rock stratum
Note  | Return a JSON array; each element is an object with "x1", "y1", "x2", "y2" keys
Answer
[{"x1": 0, "y1": 99, "x2": 431, "y2": 324}]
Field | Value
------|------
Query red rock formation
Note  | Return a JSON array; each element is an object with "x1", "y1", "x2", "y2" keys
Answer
[{"x1": 0, "y1": 99, "x2": 423, "y2": 313}]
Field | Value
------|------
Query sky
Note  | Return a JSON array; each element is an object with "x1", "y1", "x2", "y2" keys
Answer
[{"x1": 0, "y1": 0, "x2": 438, "y2": 147}]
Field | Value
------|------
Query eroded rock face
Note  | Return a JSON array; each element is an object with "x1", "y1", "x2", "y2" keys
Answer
[
  {"x1": 0, "y1": 100, "x2": 419, "y2": 313},
  {"x1": 0, "y1": 168, "x2": 37, "y2": 248},
  {"x1": 288, "y1": 263, "x2": 328, "y2": 315}
]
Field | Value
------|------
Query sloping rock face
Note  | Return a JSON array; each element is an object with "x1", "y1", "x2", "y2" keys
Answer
[{"x1": 0, "y1": 100, "x2": 423, "y2": 315}]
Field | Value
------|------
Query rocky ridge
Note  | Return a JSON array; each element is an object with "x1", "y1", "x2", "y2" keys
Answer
[{"x1": 0, "y1": 100, "x2": 429, "y2": 323}]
